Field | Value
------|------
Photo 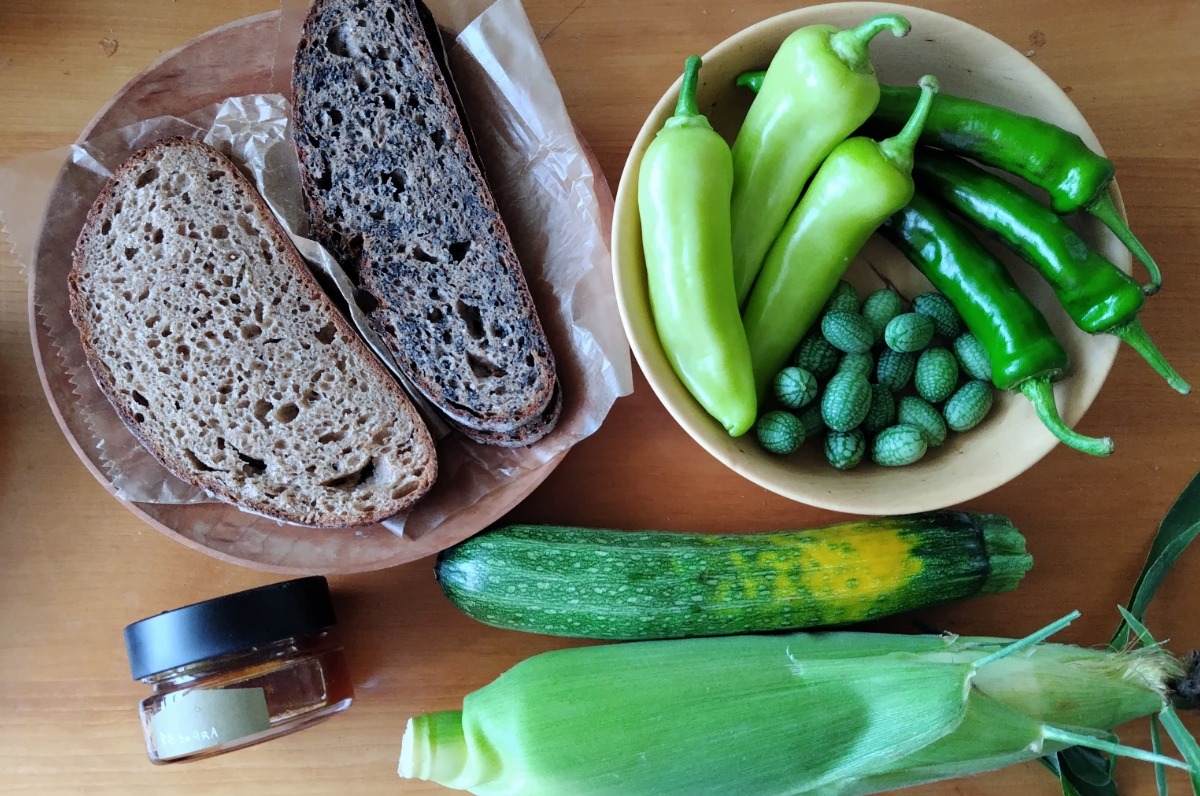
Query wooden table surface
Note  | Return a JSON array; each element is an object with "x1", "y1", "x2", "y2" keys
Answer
[{"x1": 3, "y1": 1, "x2": 1200, "y2": 794}]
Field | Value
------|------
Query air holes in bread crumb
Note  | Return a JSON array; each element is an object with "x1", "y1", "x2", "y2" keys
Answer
[
  {"x1": 241, "y1": 323, "x2": 262, "y2": 340},
  {"x1": 448, "y1": 241, "x2": 470, "y2": 262},
  {"x1": 325, "y1": 23, "x2": 360, "y2": 58},
  {"x1": 211, "y1": 224, "x2": 229, "y2": 239},
  {"x1": 124, "y1": 247, "x2": 136, "y2": 261},
  {"x1": 237, "y1": 451, "x2": 268, "y2": 475},
  {"x1": 135, "y1": 167, "x2": 159, "y2": 189},
  {"x1": 381, "y1": 168, "x2": 405, "y2": 199},
  {"x1": 253, "y1": 399, "x2": 273, "y2": 421},
  {"x1": 322, "y1": 459, "x2": 374, "y2": 490},
  {"x1": 467, "y1": 354, "x2": 504, "y2": 379},
  {"x1": 315, "y1": 322, "x2": 337, "y2": 344},
  {"x1": 456, "y1": 300, "x2": 484, "y2": 339},
  {"x1": 274, "y1": 403, "x2": 300, "y2": 423},
  {"x1": 207, "y1": 170, "x2": 225, "y2": 181},
  {"x1": 185, "y1": 450, "x2": 217, "y2": 472}
]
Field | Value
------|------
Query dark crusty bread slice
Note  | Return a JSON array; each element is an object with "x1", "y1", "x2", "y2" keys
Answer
[
  {"x1": 456, "y1": 383, "x2": 563, "y2": 448},
  {"x1": 68, "y1": 137, "x2": 437, "y2": 527},
  {"x1": 290, "y1": 0, "x2": 558, "y2": 442}
]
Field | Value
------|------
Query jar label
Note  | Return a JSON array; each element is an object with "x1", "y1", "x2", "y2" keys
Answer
[{"x1": 150, "y1": 688, "x2": 271, "y2": 759}]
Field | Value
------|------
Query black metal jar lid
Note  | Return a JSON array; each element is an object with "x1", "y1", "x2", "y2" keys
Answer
[{"x1": 124, "y1": 576, "x2": 337, "y2": 680}]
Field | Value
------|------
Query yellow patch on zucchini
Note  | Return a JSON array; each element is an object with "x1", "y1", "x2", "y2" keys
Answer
[{"x1": 793, "y1": 528, "x2": 924, "y2": 623}]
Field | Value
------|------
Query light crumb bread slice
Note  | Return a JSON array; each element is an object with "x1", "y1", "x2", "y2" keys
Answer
[
  {"x1": 291, "y1": 0, "x2": 559, "y2": 443},
  {"x1": 68, "y1": 137, "x2": 437, "y2": 527}
]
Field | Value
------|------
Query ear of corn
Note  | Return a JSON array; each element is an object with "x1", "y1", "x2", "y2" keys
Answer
[{"x1": 398, "y1": 613, "x2": 1193, "y2": 796}]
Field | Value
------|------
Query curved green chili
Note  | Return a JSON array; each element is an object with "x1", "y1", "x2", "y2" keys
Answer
[
  {"x1": 870, "y1": 86, "x2": 1162, "y2": 294},
  {"x1": 741, "y1": 75, "x2": 938, "y2": 398},
  {"x1": 735, "y1": 72, "x2": 1162, "y2": 294},
  {"x1": 881, "y1": 193, "x2": 1113, "y2": 456},
  {"x1": 913, "y1": 149, "x2": 1189, "y2": 395},
  {"x1": 638, "y1": 56, "x2": 757, "y2": 436},
  {"x1": 728, "y1": 14, "x2": 910, "y2": 304}
]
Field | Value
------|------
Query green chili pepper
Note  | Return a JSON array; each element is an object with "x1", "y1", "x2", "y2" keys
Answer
[
  {"x1": 638, "y1": 56, "x2": 756, "y2": 436},
  {"x1": 870, "y1": 86, "x2": 1163, "y2": 294},
  {"x1": 741, "y1": 75, "x2": 939, "y2": 399},
  {"x1": 728, "y1": 13, "x2": 910, "y2": 305},
  {"x1": 881, "y1": 193, "x2": 1114, "y2": 456},
  {"x1": 912, "y1": 149, "x2": 1190, "y2": 395}
]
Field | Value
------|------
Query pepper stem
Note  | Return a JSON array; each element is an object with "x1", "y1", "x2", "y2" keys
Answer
[
  {"x1": 1086, "y1": 190, "x2": 1163, "y2": 295},
  {"x1": 1018, "y1": 377, "x2": 1115, "y2": 457},
  {"x1": 735, "y1": 70, "x2": 766, "y2": 94},
  {"x1": 878, "y1": 75, "x2": 940, "y2": 173},
  {"x1": 674, "y1": 55, "x2": 703, "y2": 118},
  {"x1": 1108, "y1": 318, "x2": 1191, "y2": 394},
  {"x1": 829, "y1": 14, "x2": 911, "y2": 72}
]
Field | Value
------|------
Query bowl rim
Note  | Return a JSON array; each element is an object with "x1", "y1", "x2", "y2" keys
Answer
[{"x1": 611, "y1": 1, "x2": 1128, "y2": 514}]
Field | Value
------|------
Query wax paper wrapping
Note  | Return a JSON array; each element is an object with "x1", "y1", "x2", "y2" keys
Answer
[{"x1": 4, "y1": 0, "x2": 631, "y2": 539}]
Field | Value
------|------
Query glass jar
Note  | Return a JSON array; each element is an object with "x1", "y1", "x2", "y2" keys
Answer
[{"x1": 124, "y1": 576, "x2": 354, "y2": 764}]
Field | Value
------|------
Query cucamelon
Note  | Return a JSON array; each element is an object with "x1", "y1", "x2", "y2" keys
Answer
[
  {"x1": 823, "y1": 279, "x2": 860, "y2": 315},
  {"x1": 876, "y1": 348, "x2": 917, "y2": 392},
  {"x1": 822, "y1": 311, "x2": 874, "y2": 355},
  {"x1": 837, "y1": 351, "x2": 874, "y2": 380},
  {"x1": 825, "y1": 429, "x2": 867, "y2": 471},
  {"x1": 914, "y1": 347, "x2": 960, "y2": 404},
  {"x1": 953, "y1": 333, "x2": 992, "y2": 382},
  {"x1": 884, "y1": 312, "x2": 935, "y2": 353},
  {"x1": 861, "y1": 288, "x2": 904, "y2": 340},
  {"x1": 821, "y1": 372, "x2": 872, "y2": 432},
  {"x1": 872, "y1": 424, "x2": 929, "y2": 466},
  {"x1": 756, "y1": 410, "x2": 804, "y2": 454},
  {"x1": 897, "y1": 395, "x2": 948, "y2": 447},
  {"x1": 794, "y1": 335, "x2": 840, "y2": 380},
  {"x1": 774, "y1": 366, "x2": 819, "y2": 410},
  {"x1": 862, "y1": 383, "x2": 896, "y2": 435},
  {"x1": 912, "y1": 291, "x2": 964, "y2": 338},
  {"x1": 944, "y1": 380, "x2": 995, "y2": 432}
]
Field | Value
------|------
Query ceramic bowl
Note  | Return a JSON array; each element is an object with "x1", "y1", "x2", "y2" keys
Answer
[{"x1": 611, "y1": 2, "x2": 1128, "y2": 514}]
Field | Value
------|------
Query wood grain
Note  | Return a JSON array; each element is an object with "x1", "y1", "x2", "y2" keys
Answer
[{"x1": 2, "y1": 1, "x2": 1199, "y2": 794}]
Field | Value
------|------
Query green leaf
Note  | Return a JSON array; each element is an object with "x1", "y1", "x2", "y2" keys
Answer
[
  {"x1": 1111, "y1": 469, "x2": 1200, "y2": 650},
  {"x1": 1042, "y1": 749, "x2": 1119, "y2": 796},
  {"x1": 1151, "y1": 714, "x2": 1168, "y2": 796},
  {"x1": 1159, "y1": 706, "x2": 1200, "y2": 796},
  {"x1": 1041, "y1": 753, "x2": 1086, "y2": 796}
]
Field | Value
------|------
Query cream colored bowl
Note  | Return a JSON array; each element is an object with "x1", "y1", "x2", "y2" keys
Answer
[{"x1": 611, "y1": 2, "x2": 1128, "y2": 515}]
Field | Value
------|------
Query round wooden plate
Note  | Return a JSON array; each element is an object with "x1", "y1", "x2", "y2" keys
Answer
[{"x1": 29, "y1": 12, "x2": 585, "y2": 575}]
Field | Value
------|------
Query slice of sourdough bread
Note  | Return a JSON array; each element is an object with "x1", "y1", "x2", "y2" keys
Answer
[
  {"x1": 291, "y1": 0, "x2": 559, "y2": 443},
  {"x1": 68, "y1": 137, "x2": 437, "y2": 527}
]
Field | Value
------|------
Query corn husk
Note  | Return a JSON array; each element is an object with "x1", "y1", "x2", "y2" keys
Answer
[{"x1": 398, "y1": 613, "x2": 1190, "y2": 796}]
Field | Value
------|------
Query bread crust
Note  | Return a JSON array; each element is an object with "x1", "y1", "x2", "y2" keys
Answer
[
  {"x1": 291, "y1": 0, "x2": 558, "y2": 442},
  {"x1": 68, "y1": 137, "x2": 437, "y2": 527}
]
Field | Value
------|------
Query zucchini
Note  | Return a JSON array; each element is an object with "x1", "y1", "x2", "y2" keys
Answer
[{"x1": 435, "y1": 513, "x2": 1033, "y2": 641}]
